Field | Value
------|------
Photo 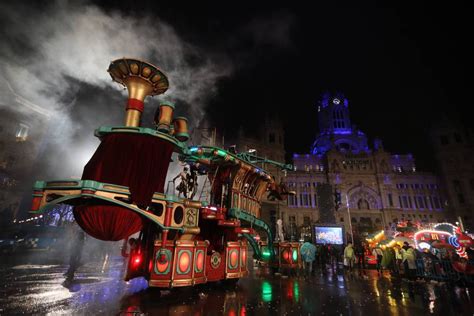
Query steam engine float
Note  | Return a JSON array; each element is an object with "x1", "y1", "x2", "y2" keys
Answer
[{"x1": 30, "y1": 58, "x2": 299, "y2": 288}]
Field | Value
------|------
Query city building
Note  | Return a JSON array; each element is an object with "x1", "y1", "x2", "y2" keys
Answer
[
  {"x1": 186, "y1": 94, "x2": 454, "y2": 242},
  {"x1": 430, "y1": 115, "x2": 474, "y2": 230},
  {"x1": 0, "y1": 83, "x2": 51, "y2": 227},
  {"x1": 281, "y1": 92, "x2": 448, "y2": 240}
]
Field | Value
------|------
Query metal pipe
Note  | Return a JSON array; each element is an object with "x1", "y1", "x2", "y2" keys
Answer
[{"x1": 346, "y1": 193, "x2": 354, "y2": 244}]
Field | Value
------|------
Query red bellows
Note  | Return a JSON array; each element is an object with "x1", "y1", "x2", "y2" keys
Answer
[
  {"x1": 74, "y1": 133, "x2": 174, "y2": 241},
  {"x1": 74, "y1": 205, "x2": 142, "y2": 241}
]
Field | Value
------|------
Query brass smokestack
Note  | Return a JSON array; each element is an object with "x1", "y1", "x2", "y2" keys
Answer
[
  {"x1": 173, "y1": 117, "x2": 189, "y2": 141},
  {"x1": 108, "y1": 58, "x2": 169, "y2": 127},
  {"x1": 154, "y1": 101, "x2": 175, "y2": 133}
]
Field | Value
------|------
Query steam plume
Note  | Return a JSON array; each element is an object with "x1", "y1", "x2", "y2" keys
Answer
[{"x1": 0, "y1": 1, "x2": 231, "y2": 178}]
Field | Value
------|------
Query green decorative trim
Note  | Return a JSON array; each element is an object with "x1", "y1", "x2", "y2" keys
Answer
[
  {"x1": 174, "y1": 132, "x2": 189, "y2": 138},
  {"x1": 32, "y1": 179, "x2": 182, "y2": 205},
  {"x1": 194, "y1": 249, "x2": 205, "y2": 273},
  {"x1": 231, "y1": 208, "x2": 241, "y2": 218},
  {"x1": 160, "y1": 100, "x2": 175, "y2": 108},
  {"x1": 242, "y1": 233, "x2": 263, "y2": 260},
  {"x1": 154, "y1": 249, "x2": 172, "y2": 275},
  {"x1": 33, "y1": 179, "x2": 127, "y2": 193},
  {"x1": 236, "y1": 152, "x2": 294, "y2": 171},
  {"x1": 176, "y1": 249, "x2": 192, "y2": 275},
  {"x1": 228, "y1": 249, "x2": 239, "y2": 270},
  {"x1": 229, "y1": 207, "x2": 274, "y2": 261},
  {"x1": 30, "y1": 190, "x2": 183, "y2": 233},
  {"x1": 182, "y1": 146, "x2": 270, "y2": 172}
]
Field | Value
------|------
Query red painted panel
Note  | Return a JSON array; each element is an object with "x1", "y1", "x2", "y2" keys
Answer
[{"x1": 206, "y1": 251, "x2": 225, "y2": 282}]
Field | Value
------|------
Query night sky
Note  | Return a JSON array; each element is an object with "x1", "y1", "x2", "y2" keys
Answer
[
  {"x1": 98, "y1": 2, "x2": 472, "y2": 170},
  {"x1": 2, "y1": 1, "x2": 473, "y2": 173}
]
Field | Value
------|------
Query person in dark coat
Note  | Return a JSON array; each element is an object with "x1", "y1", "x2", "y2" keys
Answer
[
  {"x1": 354, "y1": 242, "x2": 366, "y2": 270},
  {"x1": 64, "y1": 226, "x2": 86, "y2": 281}
]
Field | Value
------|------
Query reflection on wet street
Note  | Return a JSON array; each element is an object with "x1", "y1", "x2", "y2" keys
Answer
[{"x1": 1, "y1": 257, "x2": 473, "y2": 315}]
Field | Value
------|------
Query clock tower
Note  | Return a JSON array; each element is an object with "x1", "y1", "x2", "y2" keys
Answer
[
  {"x1": 312, "y1": 92, "x2": 369, "y2": 154},
  {"x1": 317, "y1": 92, "x2": 352, "y2": 134}
]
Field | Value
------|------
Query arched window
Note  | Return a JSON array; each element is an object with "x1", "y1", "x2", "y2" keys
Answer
[
  {"x1": 357, "y1": 199, "x2": 370, "y2": 210},
  {"x1": 333, "y1": 108, "x2": 345, "y2": 129},
  {"x1": 337, "y1": 142, "x2": 352, "y2": 151}
]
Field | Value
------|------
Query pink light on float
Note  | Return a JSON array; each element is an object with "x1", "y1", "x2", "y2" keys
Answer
[{"x1": 413, "y1": 230, "x2": 451, "y2": 250}]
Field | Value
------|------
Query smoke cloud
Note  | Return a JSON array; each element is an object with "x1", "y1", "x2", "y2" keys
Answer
[{"x1": 0, "y1": 1, "x2": 231, "y2": 178}]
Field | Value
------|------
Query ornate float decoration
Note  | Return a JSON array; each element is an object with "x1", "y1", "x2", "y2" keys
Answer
[{"x1": 30, "y1": 58, "x2": 296, "y2": 288}]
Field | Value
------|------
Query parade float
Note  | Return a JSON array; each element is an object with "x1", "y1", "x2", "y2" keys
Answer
[{"x1": 30, "y1": 58, "x2": 299, "y2": 288}]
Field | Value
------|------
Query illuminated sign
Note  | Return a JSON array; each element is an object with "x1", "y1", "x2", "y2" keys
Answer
[{"x1": 314, "y1": 226, "x2": 343, "y2": 245}]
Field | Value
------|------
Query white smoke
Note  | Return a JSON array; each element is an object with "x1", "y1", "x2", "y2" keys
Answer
[
  {"x1": 0, "y1": 1, "x2": 231, "y2": 178},
  {"x1": 1, "y1": 2, "x2": 230, "y2": 114}
]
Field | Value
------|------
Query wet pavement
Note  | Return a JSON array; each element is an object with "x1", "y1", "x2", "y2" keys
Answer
[{"x1": 1, "y1": 257, "x2": 473, "y2": 315}]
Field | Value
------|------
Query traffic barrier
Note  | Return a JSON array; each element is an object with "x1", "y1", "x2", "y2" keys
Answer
[{"x1": 414, "y1": 258, "x2": 474, "y2": 284}]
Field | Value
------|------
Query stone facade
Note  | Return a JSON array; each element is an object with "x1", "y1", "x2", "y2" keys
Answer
[
  {"x1": 282, "y1": 93, "x2": 448, "y2": 240},
  {"x1": 194, "y1": 95, "x2": 455, "y2": 241},
  {"x1": 0, "y1": 107, "x2": 49, "y2": 226},
  {"x1": 0, "y1": 80, "x2": 51, "y2": 227},
  {"x1": 430, "y1": 117, "x2": 474, "y2": 230}
]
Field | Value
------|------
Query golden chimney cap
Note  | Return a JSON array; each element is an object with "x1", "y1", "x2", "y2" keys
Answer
[{"x1": 108, "y1": 58, "x2": 169, "y2": 95}]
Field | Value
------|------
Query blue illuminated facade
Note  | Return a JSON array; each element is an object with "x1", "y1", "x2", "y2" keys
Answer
[
  {"x1": 282, "y1": 92, "x2": 448, "y2": 240},
  {"x1": 312, "y1": 92, "x2": 369, "y2": 154}
]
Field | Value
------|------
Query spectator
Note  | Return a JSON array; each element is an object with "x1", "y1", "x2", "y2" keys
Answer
[
  {"x1": 315, "y1": 244, "x2": 321, "y2": 266},
  {"x1": 382, "y1": 246, "x2": 395, "y2": 274},
  {"x1": 343, "y1": 242, "x2": 355, "y2": 272},
  {"x1": 300, "y1": 238, "x2": 316, "y2": 277},
  {"x1": 420, "y1": 248, "x2": 437, "y2": 277},
  {"x1": 401, "y1": 242, "x2": 417, "y2": 280},
  {"x1": 372, "y1": 247, "x2": 384, "y2": 274},
  {"x1": 354, "y1": 242, "x2": 366, "y2": 270},
  {"x1": 64, "y1": 225, "x2": 86, "y2": 282},
  {"x1": 393, "y1": 244, "x2": 403, "y2": 275},
  {"x1": 319, "y1": 245, "x2": 328, "y2": 269}
]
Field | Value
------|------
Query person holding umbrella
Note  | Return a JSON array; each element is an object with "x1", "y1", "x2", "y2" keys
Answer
[{"x1": 300, "y1": 237, "x2": 317, "y2": 277}]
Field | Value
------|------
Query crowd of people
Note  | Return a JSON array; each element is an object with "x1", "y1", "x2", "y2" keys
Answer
[
  {"x1": 300, "y1": 237, "x2": 348, "y2": 276},
  {"x1": 299, "y1": 237, "x2": 472, "y2": 281}
]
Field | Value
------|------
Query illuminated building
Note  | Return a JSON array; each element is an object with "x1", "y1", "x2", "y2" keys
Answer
[{"x1": 283, "y1": 92, "x2": 448, "y2": 239}]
